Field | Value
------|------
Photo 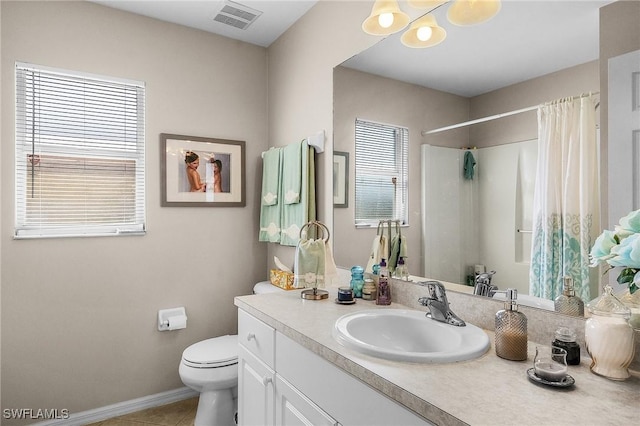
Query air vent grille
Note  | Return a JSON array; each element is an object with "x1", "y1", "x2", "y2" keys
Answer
[{"x1": 213, "y1": 1, "x2": 262, "y2": 30}]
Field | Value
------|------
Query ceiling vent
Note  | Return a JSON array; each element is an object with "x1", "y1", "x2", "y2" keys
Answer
[{"x1": 213, "y1": 1, "x2": 262, "y2": 30}]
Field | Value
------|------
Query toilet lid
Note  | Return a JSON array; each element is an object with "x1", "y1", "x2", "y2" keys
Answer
[
  {"x1": 182, "y1": 335, "x2": 238, "y2": 368},
  {"x1": 254, "y1": 281, "x2": 284, "y2": 294}
]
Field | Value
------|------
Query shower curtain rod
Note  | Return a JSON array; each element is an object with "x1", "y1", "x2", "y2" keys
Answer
[{"x1": 421, "y1": 92, "x2": 600, "y2": 136}]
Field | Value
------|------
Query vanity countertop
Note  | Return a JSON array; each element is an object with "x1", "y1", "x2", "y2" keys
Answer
[{"x1": 235, "y1": 287, "x2": 639, "y2": 426}]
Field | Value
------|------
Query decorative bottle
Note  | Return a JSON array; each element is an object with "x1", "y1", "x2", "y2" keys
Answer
[
  {"x1": 393, "y1": 257, "x2": 409, "y2": 281},
  {"x1": 350, "y1": 265, "x2": 365, "y2": 298},
  {"x1": 495, "y1": 288, "x2": 528, "y2": 361},
  {"x1": 376, "y1": 258, "x2": 391, "y2": 305},
  {"x1": 554, "y1": 276, "x2": 585, "y2": 316},
  {"x1": 585, "y1": 285, "x2": 634, "y2": 380}
]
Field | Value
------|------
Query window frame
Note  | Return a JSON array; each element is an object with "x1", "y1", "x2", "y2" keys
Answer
[
  {"x1": 14, "y1": 62, "x2": 146, "y2": 239},
  {"x1": 354, "y1": 118, "x2": 409, "y2": 228}
]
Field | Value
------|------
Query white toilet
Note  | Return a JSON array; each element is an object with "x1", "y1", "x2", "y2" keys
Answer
[{"x1": 179, "y1": 281, "x2": 284, "y2": 425}]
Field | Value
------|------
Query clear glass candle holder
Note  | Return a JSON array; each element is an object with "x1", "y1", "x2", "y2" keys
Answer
[{"x1": 534, "y1": 346, "x2": 568, "y2": 382}]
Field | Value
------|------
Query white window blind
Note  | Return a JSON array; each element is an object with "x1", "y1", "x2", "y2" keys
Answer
[
  {"x1": 354, "y1": 118, "x2": 409, "y2": 226},
  {"x1": 15, "y1": 63, "x2": 146, "y2": 238}
]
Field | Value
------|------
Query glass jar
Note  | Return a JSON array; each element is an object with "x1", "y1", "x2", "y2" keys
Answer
[
  {"x1": 350, "y1": 265, "x2": 365, "y2": 298},
  {"x1": 618, "y1": 287, "x2": 640, "y2": 378},
  {"x1": 552, "y1": 327, "x2": 580, "y2": 365},
  {"x1": 585, "y1": 285, "x2": 634, "y2": 380},
  {"x1": 618, "y1": 287, "x2": 640, "y2": 330},
  {"x1": 362, "y1": 278, "x2": 376, "y2": 300}
]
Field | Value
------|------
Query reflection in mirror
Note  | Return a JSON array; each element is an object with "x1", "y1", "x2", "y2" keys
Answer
[{"x1": 332, "y1": 1, "x2": 619, "y2": 310}]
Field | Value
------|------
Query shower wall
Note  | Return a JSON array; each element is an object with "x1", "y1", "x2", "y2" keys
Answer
[{"x1": 422, "y1": 140, "x2": 537, "y2": 295}]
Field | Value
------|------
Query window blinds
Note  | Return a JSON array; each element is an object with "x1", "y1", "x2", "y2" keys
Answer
[
  {"x1": 354, "y1": 119, "x2": 409, "y2": 226},
  {"x1": 15, "y1": 63, "x2": 146, "y2": 238}
]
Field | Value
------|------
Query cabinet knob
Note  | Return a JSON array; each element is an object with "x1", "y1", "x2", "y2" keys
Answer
[
  {"x1": 247, "y1": 332, "x2": 256, "y2": 341},
  {"x1": 262, "y1": 376, "x2": 273, "y2": 386}
]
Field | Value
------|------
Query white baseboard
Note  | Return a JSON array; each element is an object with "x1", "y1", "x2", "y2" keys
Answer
[{"x1": 32, "y1": 387, "x2": 198, "y2": 426}]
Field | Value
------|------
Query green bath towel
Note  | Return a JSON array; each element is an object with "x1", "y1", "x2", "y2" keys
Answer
[
  {"x1": 282, "y1": 141, "x2": 302, "y2": 204},
  {"x1": 261, "y1": 148, "x2": 280, "y2": 206},
  {"x1": 280, "y1": 140, "x2": 315, "y2": 246},
  {"x1": 259, "y1": 148, "x2": 282, "y2": 242}
]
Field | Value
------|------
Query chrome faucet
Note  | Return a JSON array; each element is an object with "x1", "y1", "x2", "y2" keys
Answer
[
  {"x1": 417, "y1": 281, "x2": 466, "y2": 327},
  {"x1": 473, "y1": 270, "x2": 497, "y2": 297}
]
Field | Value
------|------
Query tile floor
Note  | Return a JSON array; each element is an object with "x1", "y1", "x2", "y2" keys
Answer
[{"x1": 87, "y1": 397, "x2": 197, "y2": 426}]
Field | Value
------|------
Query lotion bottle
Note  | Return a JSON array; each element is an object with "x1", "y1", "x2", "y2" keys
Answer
[{"x1": 495, "y1": 288, "x2": 528, "y2": 361}]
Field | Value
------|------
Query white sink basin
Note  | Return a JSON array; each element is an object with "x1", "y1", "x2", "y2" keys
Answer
[{"x1": 333, "y1": 309, "x2": 490, "y2": 363}]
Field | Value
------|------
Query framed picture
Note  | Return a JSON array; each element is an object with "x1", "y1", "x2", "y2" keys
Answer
[
  {"x1": 333, "y1": 151, "x2": 349, "y2": 208},
  {"x1": 161, "y1": 133, "x2": 245, "y2": 207}
]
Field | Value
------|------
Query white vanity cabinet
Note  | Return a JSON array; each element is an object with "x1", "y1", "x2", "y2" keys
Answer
[
  {"x1": 238, "y1": 345, "x2": 275, "y2": 426},
  {"x1": 238, "y1": 308, "x2": 432, "y2": 426},
  {"x1": 238, "y1": 309, "x2": 338, "y2": 426}
]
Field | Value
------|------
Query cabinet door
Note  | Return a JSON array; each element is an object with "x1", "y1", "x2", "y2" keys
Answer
[
  {"x1": 238, "y1": 345, "x2": 275, "y2": 426},
  {"x1": 275, "y1": 376, "x2": 338, "y2": 426}
]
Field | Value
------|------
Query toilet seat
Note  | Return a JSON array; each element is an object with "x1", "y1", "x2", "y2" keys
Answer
[{"x1": 182, "y1": 335, "x2": 238, "y2": 368}]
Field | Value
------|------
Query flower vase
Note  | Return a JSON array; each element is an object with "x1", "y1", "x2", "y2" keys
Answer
[
  {"x1": 619, "y1": 288, "x2": 640, "y2": 378},
  {"x1": 585, "y1": 285, "x2": 635, "y2": 380}
]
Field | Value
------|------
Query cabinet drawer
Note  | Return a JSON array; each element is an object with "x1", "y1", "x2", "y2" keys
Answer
[{"x1": 238, "y1": 309, "x2": 275, "y2": 368}]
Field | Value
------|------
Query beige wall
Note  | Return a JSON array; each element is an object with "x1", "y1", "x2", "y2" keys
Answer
[
  {"x1": 470, "y1": 60, "x2": 599, "y2": 148},
  {"x1": 1, "y1": 1, "x2": 267, "y2": 418},
  {"x1": 265, "y1": 0, "x2": 377, "y2": 274}
]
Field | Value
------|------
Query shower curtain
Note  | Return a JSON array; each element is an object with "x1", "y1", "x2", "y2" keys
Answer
[{"x1": 529, "y1": 94, "x2": 599, "y2": 301}]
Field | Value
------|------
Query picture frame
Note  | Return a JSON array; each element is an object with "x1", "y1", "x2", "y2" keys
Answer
[
  {"x1": 161, "y1": 133, "x2": 245, "y2": 207},
  {"x1": 333, "y1": 151, "x2": 349, "y2": 208}
]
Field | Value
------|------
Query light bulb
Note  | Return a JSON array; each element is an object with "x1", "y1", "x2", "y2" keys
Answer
[
  {"x1": 416, "y1": 26, "x2": 433, "y2": 41},
  {"x1": 378, "y1": 12, "x2": 394, "y2": 28}
]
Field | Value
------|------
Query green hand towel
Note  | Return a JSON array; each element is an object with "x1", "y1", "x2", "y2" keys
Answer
[{"x1": 464, "y1": 150, "x2": 476, "y2": 180}]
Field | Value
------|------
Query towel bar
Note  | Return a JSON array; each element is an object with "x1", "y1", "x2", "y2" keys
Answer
[{"x1": 261, "y1": 130, "x2": 325, "y2": 157}]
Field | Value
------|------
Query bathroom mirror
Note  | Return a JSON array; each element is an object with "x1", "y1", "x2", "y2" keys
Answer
[{"x1": 332, "y1": 0, "x2": 618, "y2": 308}]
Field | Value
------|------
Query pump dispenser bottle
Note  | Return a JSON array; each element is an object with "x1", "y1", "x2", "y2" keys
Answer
[
  {"x1": 495, "y1": 288, "x2": 528, "y2": 361},
  {"x1": 554, "y1": 276, "x2": 585, "y2": 316},
  {"x1": 376, "y1": 258, "x2": 391, "y2": 305}
]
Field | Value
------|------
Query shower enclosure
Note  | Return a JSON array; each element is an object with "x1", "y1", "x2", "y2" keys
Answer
[{"x1": 421, "y1": 140, "x2": 537, "y2": 295}]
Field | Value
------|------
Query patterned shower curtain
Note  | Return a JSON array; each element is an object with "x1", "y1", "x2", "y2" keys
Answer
[{"x1": 529, "y1": 94, "x2": 599, "y2": 301}]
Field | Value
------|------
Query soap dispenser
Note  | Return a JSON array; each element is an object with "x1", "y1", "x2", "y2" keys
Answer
[
  {"x1": 554, "y1": 276, "x2": 584, "y2": 316},
  {"x1": 376, "y1": 258, "x2": 391, "y2": 305},
  {"x1": 495, "y1": 288, "x2": 528, "y2": 361}
]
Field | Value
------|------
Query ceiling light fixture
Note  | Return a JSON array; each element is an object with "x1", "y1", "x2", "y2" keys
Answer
[
  {"x1": 447, "y1": 0, "x2": 501, "y2": 26},
  {"x1": 401, "y1": 14, "x2": 446, "y2": 48},
  {"x1": 362, "y1": 0, "x2": 410, "y2": 36},
  {"x1": 362, "y1": 0, "x2": 501, "y2": 49}
]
